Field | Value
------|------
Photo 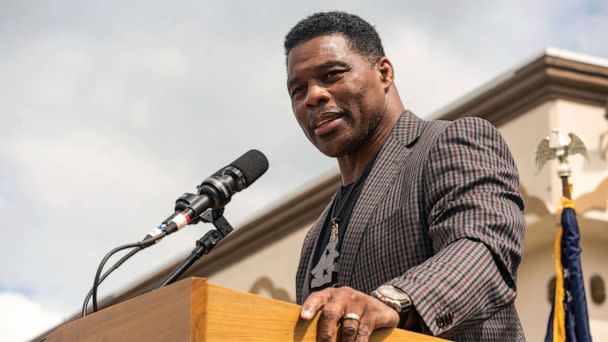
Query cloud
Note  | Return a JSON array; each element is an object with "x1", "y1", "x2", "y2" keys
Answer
[
  {"x1": 0, "y1": 292, "x2": 64, "y2": 341},
  {"x1": 0, "y1": 132, "x2": 191, "y2": 311},
  {"x1": 0, "y1": 0, "x2": 607, "y2": 337},
  {"x1": 5, "y1": 133, "x2": 179, "y2": 208},
  {"x1": 382, "y1": 26, "x2": 489, "y2": 114}
]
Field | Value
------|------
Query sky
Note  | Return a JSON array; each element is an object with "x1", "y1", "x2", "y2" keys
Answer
[{"x1": 0, "y1": 0, "x2": 607, "y2": 340}]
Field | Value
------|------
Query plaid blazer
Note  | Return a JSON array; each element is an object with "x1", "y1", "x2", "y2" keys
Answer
[{"x1": 295, "y1": 111, "x2": 526, "y2": 341}]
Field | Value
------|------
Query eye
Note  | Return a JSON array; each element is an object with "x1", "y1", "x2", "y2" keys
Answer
[
  {"x1": 291, "y1": 84, "x2": 306, "y2": 98},
  {"x1": 324, "y1": 69, "x2": 345, "y2": 81}
]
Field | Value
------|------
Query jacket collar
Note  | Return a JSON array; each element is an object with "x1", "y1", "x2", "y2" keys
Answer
[{"x1": 392, "y1": 109, "x2": 423, "y2": 148}]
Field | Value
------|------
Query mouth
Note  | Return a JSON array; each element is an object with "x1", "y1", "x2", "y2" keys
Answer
[
  {"x1": 315, "y1": 116, "x2": 339, "y2": 128},
  {"x1": 311, "y1": 112, "x2": 343, "y2": 136}
]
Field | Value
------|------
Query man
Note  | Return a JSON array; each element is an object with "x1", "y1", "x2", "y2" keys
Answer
[{"x1": 285, "y1": 12, "x2": 526, "y2": 341}]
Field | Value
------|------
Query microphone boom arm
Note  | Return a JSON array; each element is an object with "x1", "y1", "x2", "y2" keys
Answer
[{"x1": 154, "y1": 208, "x2": 234, "y2": 289}]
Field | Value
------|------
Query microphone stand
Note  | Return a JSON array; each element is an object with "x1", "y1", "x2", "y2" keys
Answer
[{"x1": 155, "y1": 208, "x2": 233, "y2": 289}]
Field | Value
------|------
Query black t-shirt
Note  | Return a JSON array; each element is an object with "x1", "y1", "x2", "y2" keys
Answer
[{"x1": 309, "y1": 158, "x2": 376, "y2": 292}]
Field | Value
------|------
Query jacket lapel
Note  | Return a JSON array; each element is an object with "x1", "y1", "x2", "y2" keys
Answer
[
  {"x1": 297, "y1": 199, "x2": 333, "y2": 303},
  {"x1": 337, "y1": 111, "x2": 422, "y2": 286}
]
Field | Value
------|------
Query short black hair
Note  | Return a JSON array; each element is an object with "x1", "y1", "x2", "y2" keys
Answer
[{"x1": 284, "y1": 11, "x2": 385, "y2": 64}]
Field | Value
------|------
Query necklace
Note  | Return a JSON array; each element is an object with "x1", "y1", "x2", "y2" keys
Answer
[
  {"x1": 329, "y1": 178, "x2": 361, "y2": 242},
  {"x1": 328, "y1": 155, "x2": 378, "y2": 243}
]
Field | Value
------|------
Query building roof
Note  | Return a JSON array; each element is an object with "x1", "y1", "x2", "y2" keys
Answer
[{"x1": 429, "y1": 47, "x2": 608, "y2": 125}]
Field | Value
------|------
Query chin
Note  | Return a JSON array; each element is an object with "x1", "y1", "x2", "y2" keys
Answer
[
  {"x1": 314, "y1": 138, "x2": 357, "y2": 158},
  {"x1": 308, "y1": 124, "x2": 364, "y2": 157},
  {"x1": 317, "y1": 148, "x2": 342, "y2": 158},
  {"x1": 311, "y1": 140, "x2": 339, "y2": 157}
]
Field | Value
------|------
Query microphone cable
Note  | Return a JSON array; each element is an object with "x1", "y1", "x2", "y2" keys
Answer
[{"x1": 82, "y1": 232, "x2": 167, "y2": 317}]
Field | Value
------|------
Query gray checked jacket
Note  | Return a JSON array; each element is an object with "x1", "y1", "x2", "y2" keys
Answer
[{"x1": 295, "y1": 111, "x2": 526, "y2": 341}]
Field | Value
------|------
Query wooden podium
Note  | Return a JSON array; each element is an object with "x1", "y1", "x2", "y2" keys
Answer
[{"x1": 44, "y1": 278, "x2": 444, "y2": 341}]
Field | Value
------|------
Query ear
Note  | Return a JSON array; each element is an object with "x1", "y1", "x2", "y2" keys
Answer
[{"x1": 376, "y1": 57, "x2": 394, "y2": 91}]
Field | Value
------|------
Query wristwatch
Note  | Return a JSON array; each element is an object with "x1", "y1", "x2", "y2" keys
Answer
[{"x1": 371, "y1": 285, "x2": 412, "y2": 327}]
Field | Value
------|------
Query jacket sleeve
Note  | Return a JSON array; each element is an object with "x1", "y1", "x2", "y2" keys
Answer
[{"x1": 385, "y1": 117, "x2": 525, "y2": 336}]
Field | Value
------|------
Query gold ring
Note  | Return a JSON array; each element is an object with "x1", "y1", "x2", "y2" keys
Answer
[{"x1": 343, "y1": 312, "x2": 361, "y2": 322}]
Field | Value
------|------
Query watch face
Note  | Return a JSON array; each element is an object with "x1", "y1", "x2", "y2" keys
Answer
[{"x1": 378, "y1": 285, "x2": 409, "y2": 301}]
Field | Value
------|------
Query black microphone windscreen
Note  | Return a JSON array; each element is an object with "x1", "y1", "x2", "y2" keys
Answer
[{"x1": 230, "y1": 149, "x2": 269, "y2": 185}]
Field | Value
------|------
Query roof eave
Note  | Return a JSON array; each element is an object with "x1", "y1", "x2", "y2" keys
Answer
[{"x1": 429, "y1": 48, "x2": 608, "y2": 124}]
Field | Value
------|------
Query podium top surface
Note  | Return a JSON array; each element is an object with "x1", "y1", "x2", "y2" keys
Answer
[{"x1": 44, "y1": 278, "x2": 445, "y2": 341}]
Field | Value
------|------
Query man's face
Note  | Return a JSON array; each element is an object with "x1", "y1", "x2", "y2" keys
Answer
[{"x1": 286, "y1": 34, "x2": 387, "y2": 157}]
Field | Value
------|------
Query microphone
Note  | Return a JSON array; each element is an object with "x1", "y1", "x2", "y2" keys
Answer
[
  {"x1": 197, "y1": 149, "x2": 269, "y2": 207},
  {"x1": 145, "y1": 149, "x2": 269, "y2": 239},
  {"x1": 85, "y1": 150, "x2": 269, "y2": 316}
]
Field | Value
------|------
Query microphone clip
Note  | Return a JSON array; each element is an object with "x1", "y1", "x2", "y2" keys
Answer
[
  {"x1": 175, "y1": 193, "x2": 233, "y2": 236},
  {"x1": 196, "y1": 208, "x2": 234, "y2": 255},
  {"x1": 199, "y1": 208, "x2": 233, "y2": 237}
]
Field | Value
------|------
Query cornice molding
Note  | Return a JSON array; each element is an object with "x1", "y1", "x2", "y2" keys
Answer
[
  {"x1": 521, "y1": 177, "x2": 608, "y2": 218},
  {"x1": 520, "y1": 185, "x2": 551, "y2": 217},
  {"x1": 576, "y1": 177, "x2": 608, "y2": 214},
  {"x1": 435, "y1": 54, "x2": 608, "y2": 125}
]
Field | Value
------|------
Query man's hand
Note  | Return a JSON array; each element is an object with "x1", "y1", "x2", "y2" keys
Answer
[{"x1": 300, "y1": 286, "x2": 399, "y2": 342}]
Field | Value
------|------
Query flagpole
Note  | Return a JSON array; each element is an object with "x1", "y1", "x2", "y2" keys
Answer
[
  {"x1": 536, "y1": 129, "x2": 591, "y2": 342},
  {"x1": 560, "y1": 176, "x2": 571, "y2": 200}
]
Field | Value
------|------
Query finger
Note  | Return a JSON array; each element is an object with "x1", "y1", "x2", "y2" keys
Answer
[
  {"x1": 340, "y1": 296, "x2": 366, "y2": 342},
  {"x1": 340, "y1": 318, "x2": 360, "y2": 342},
  {"x1": 317, "y1": 302, "x2": 344, "y2": 342},
  {"x1": 301, "y1": 289, "x2": 332, "y2": 320},
  {"x1": 354, "y1": 317, "x2": 374, "y2": 342},
  {"x1": 340, "y1": 310, "x2": 364, "y2": 342}
]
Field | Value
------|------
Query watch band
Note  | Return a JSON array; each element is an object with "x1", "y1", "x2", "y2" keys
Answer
[{"x1": 398, "y1": 309, "x2": 410, "y2": 329}]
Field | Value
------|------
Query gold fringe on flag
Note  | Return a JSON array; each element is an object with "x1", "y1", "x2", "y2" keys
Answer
[
  {"x1": 552, "y1": 197, "x2": 576, "y2": 342},
  {"x1": 552, "y1": 228, "x2": 566, "y2": 342}
]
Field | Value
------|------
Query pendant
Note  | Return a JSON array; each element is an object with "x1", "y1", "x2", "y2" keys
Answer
[{"x1": 330, "y1": 218, "x2": 339, "y2": 242}]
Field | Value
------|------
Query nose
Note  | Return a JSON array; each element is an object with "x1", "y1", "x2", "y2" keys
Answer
[{"x1": 303, "y1": 83, "x2": 331, "y2": 108}]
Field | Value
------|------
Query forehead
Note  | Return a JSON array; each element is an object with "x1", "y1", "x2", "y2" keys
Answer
[{"x1": 287, "y1": 35, "x2": 358, "y2": 80}]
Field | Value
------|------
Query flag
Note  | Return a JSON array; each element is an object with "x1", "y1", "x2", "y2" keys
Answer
[{"x1": 545, "y1": 197, "x2": 592, "y2": 342}]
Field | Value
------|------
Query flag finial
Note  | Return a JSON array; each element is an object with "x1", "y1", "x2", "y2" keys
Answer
[{"x1": 535, "y1": 129, "x2": 588, "y2": 199}]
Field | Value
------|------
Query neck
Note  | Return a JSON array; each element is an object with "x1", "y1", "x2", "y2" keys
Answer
[{"x1": 337, "y1": 89, "x2": 404, "y2": 185}]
